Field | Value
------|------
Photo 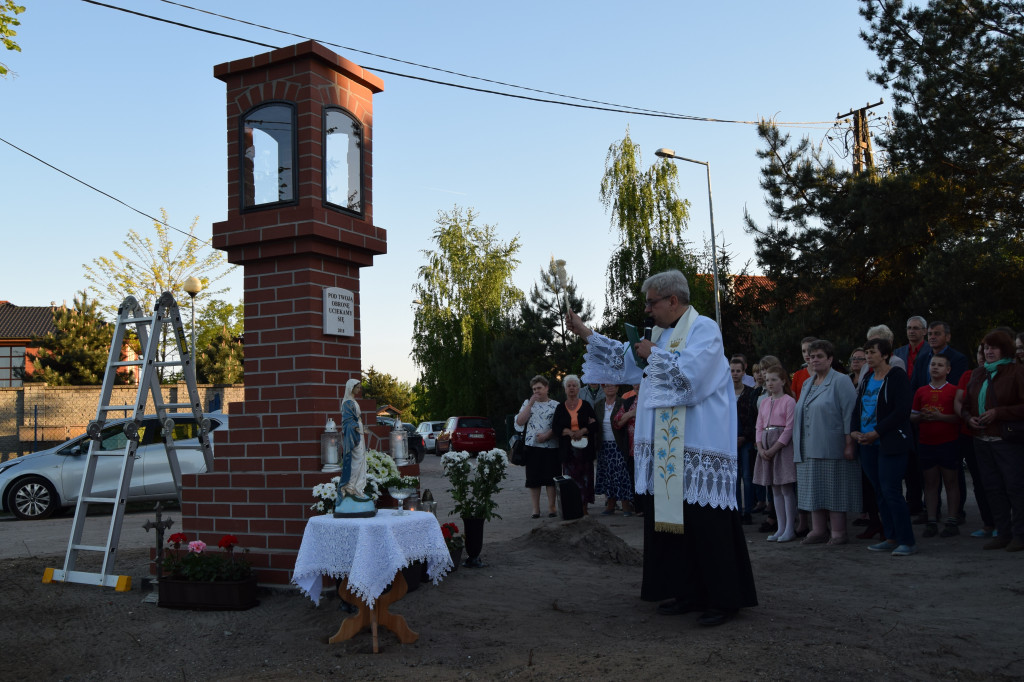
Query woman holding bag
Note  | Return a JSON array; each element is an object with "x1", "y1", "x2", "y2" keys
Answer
[
  {"x1": 552, "y1": 374, "x2": 598, "y2": 515},
  {"x1": 514, "y1": 375, "x2": 560, "y2": 519}
]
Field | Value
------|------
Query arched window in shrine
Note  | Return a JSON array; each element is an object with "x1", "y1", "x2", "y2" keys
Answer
[
  {"x1": 241, "y1": 102, "x2": 296, "y2": 209},
  {"x1": 324, "y1": 107, "x2": 363, "y2": 215}
]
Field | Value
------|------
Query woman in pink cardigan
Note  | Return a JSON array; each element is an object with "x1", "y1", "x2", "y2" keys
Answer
[{"x1": 754, "y1": 366, "x2": 798, "y2": 542}]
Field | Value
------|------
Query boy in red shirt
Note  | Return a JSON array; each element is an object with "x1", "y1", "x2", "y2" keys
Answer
[{"x1": 911, "y1": 353, "x2": 961, "y2": 537}]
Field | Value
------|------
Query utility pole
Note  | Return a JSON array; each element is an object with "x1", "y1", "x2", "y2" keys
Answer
[{"x1": 837, "y1": 99, "x2": 884, "y2": 174}]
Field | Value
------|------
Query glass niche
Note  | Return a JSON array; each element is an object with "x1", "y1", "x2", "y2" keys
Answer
[
  {"x1": 241, "y1": 103, "x2": 296, "y2": 209},
  {"x1": 324, "y1": 108, "x2": 362, "y2": 214}
]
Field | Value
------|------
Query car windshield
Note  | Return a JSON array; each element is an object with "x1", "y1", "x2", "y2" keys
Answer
[{"x1": 458, "y1": 418, "x2": 491, "y2": 429}]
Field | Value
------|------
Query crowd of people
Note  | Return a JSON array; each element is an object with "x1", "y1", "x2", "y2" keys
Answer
[
  {"x1": 729, "y1": 320, "x2": 1024, "y2": 556},
  {"x1": 512, "y1": 269, "x2": 1024, "y2": 627}
]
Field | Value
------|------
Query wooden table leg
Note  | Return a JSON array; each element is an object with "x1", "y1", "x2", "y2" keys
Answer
[
  {"x1": 375, "y1": 571, "x2": 419, "y2": 645},
  {"x1": 328, "y1": 578, "x2": 372, "y2": 644},
  {"x1": 328, "y1": 572, "x2": 418, "y2": 651}
]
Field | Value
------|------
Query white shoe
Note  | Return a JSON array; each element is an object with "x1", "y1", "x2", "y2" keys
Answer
[
  {"x1": 766, "y1": 534, "x2": 778, "y2": 542},
  {"x1": 775, "y1": 534, "x2": 796, "y2": 543}
]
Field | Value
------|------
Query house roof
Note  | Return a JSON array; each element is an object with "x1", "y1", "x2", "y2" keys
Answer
[{"x1": 0, "y1": 302, "x2": 58, "y2": 341}]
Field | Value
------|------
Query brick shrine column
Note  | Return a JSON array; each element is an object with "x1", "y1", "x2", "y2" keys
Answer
[{"x1": 182, "y1": 41, "x2": 387, "y2": 584}]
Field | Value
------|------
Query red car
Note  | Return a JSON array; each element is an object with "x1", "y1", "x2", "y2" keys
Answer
[{"x1": 436, "y1": 416, "x2": 496, "y2": 455}]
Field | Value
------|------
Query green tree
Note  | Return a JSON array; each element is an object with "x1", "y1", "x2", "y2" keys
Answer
[
  {"x1": 362, "y1": 367, "x2": 416, "y2": 423},
  {"x1": 490, "y1": 257, "x2": 596, "y2": 405},
  {"x1": 600, "y1": 129, "x2": 720, "y2": 333},
  {"x1": 195, "y1": 299, "x2": 243, "y2": 352},
  {"x1": 84, "y1": 210, "x2": 236, "y2": 380},
  {"x1": 196, "y1": 326, "x2": 243, "y2": 385},
  {"x1": 1, "y1": 1, "x2": 25, "y2": 77},
  {"x1": 742, "y1": 1, "x2": 1024, "y2": 366},
  {"x1": 412, "y1": 206, "x2": 522, "y2": 423},
  {"x1": 24, "y1": 291, "x2": 131, "y2": 385},
  {"x1": 191, "y1": 298, "x2": 244, "y2": 383}
]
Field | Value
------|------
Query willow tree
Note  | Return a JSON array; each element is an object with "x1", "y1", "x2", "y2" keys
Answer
[
  {"x1": 412, "y1": 206, "x2": 522, "y2": 420},
  {"x1": 599, "y1": 130, "x2": 702, "y2": 332}
]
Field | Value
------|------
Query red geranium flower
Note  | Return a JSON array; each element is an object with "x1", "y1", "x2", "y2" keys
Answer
[
  {"x1": 218, "y1": 534, "x2": 239, "y2": 549},
  {"x1": 168, "y1": 532, "x2": 188, "y2": 545}
]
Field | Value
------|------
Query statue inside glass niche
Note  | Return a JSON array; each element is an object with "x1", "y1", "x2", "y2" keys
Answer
[{"x1": 335, "y1": 378, "x2": 376, "y2": 518}]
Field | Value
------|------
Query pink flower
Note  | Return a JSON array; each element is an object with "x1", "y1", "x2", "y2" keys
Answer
[{"x1": 188, "y1": 540, "x2": 207, "y2": 554}]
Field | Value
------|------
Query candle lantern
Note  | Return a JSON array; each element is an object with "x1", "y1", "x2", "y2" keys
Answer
[
  {"x1": 321, "y1": 418, "x2": 341, "y2": 472},
  {"x1": 420, "y1": 488, "x2": 438, "y2": 517},
  {"x1": 390, "y1": 418, "x2": 412, "y2": 466}
]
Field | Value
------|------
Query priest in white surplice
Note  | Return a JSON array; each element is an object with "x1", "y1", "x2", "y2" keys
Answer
[{"x1": 566, "y1": 270, "x2": 757, "y2": 626}]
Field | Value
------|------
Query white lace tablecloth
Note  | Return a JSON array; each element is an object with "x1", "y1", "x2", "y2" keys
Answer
[{"x1": 292, "y1": 510, "x2": 453, "y2": 607}]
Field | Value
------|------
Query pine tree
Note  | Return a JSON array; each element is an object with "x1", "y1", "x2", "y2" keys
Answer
[
  {"x1": 742, "y1": 1, "x2": 1024, "y2": 365},
  {"x1": 489, "y1": 258, "x2": 597, "y2": 405},
  {"x1": 25, "y1": 291, "x2": 129, "y2": 385},
  {"x1": 362, "y1": 366, "x2": 415, "y2": 422}
]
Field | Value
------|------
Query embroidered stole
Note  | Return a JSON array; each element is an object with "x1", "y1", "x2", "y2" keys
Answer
[{"x1": 650, "y1": 306, "x2": 697, "y2": 535}]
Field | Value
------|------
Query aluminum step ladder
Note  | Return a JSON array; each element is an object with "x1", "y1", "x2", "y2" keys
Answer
[{"x1": 43, "y1": 292, "x2": 213, "y2": 591}]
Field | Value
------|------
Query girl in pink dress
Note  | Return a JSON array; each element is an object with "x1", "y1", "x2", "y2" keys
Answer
[{"x1": 754, "y1": 367, "x2": 798, "y2": 542}]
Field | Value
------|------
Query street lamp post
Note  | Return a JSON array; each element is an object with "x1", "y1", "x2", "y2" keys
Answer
[
  {"x1": 183, "y1": 276, "x2": 203, "y2": 372},
  {"x1": 654, "y1": 148, "x2": 721, "y2": 328}
]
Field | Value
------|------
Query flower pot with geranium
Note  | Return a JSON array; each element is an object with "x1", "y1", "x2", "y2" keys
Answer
[
  {"x1": 440, "y1": 521, "x2": 465, "y2": 570},
  {"x1": 158, "y1": 533, "x2": 257, "y2": 610}
]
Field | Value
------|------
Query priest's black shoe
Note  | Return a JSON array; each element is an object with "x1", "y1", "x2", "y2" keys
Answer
[
  {"x1": 657, "y1": 598, "x2": 701, "y2": 616},
  {"x1": 697, "y1": 608, "x2": 737, "y2": 627}
]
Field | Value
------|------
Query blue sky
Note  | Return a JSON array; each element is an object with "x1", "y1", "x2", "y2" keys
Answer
[{"x1": 1, "y1": 0, "x2": 887, "y2": 386}]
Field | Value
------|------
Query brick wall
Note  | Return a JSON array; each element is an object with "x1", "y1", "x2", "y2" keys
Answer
[
  {"x1": 195, "y1": 41, "x2": 389, "y2": 584},
  {"x1": 0, "y1": 383, "x2": 244, "y2": 461}
]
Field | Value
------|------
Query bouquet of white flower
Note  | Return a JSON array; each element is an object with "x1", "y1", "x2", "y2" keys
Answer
[
  {"x1": 310, "y1": 449, "x2": 400, "y2": 512},
  {"x1": 441, "y1": 448, "x2": 509, "y2": 521}
]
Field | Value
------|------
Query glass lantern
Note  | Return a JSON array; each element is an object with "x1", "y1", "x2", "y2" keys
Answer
[
  {"x1": 390, "y1": 422, "x2": 412, "y2": 467},
  {"x1": 321, "y1": 418, "x2": 341, "y2": 472}
]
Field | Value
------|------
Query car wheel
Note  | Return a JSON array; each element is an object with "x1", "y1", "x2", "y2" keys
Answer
[{"x1": 7, "y1": 476, "x2": 61, "y2": 520}]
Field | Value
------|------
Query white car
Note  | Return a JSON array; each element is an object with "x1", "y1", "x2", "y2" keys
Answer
[
  {"x1": 0, "y1": 413, "x2": 228, "y2": 520},
  {"x1": 416, "y1": 420, "x2": 446, "y2": 454}
]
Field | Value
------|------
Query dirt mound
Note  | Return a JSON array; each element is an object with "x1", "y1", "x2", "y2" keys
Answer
[{"x1": 507, "y1": 516, "x2": 643, "y2": 566}]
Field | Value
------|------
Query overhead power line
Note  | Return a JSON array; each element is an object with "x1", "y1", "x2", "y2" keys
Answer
[
  {"x1": 84, "y1": 0, "x2": 837, "y2": 127},
  {"x1": 0, "y1": 135, "x2": 210, "y2": 246}
]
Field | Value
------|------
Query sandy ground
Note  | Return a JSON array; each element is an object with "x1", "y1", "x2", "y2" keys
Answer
[{"x1": 2, "y1": 454, "x2": 1023, "y2": 681}]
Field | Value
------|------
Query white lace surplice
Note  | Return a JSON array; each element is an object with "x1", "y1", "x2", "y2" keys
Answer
[
  {"x1": 291, "y1": 510, "x2": 454, "y2": 607},
  {"x1": 580, "y1": 314, "x2": 738, "y2": 510}
]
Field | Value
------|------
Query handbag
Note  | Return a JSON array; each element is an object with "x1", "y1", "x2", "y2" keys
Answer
[{"x1": 509, "y1": 433, "x2": 526, "y2": 465}]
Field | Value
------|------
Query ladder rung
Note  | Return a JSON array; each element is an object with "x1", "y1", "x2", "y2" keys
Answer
[
  {"x1": 99, "y1": 405, "x2": 133, "y2": 412},
  {"x1": 71, "y1": 544, "x2": 108, "y2": 553},
  {"x1": 119, "y1": 318, "x2": 152, "y2": 325},
  {"x1": 81, "y1": 496, "x2": 116, "y2": 503},
  {"x1": 110, "y1": 361, "x2": 144, "y2": 367}
]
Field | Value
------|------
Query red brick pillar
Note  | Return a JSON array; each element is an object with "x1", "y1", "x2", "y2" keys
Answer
[{"x1": 182, "y1": 41, "x2": 387, "y2": 584}]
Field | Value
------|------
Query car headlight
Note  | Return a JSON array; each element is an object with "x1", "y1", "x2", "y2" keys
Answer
[{"x1": 0, "y1": 458, "x2": 23, "y2": 473}]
